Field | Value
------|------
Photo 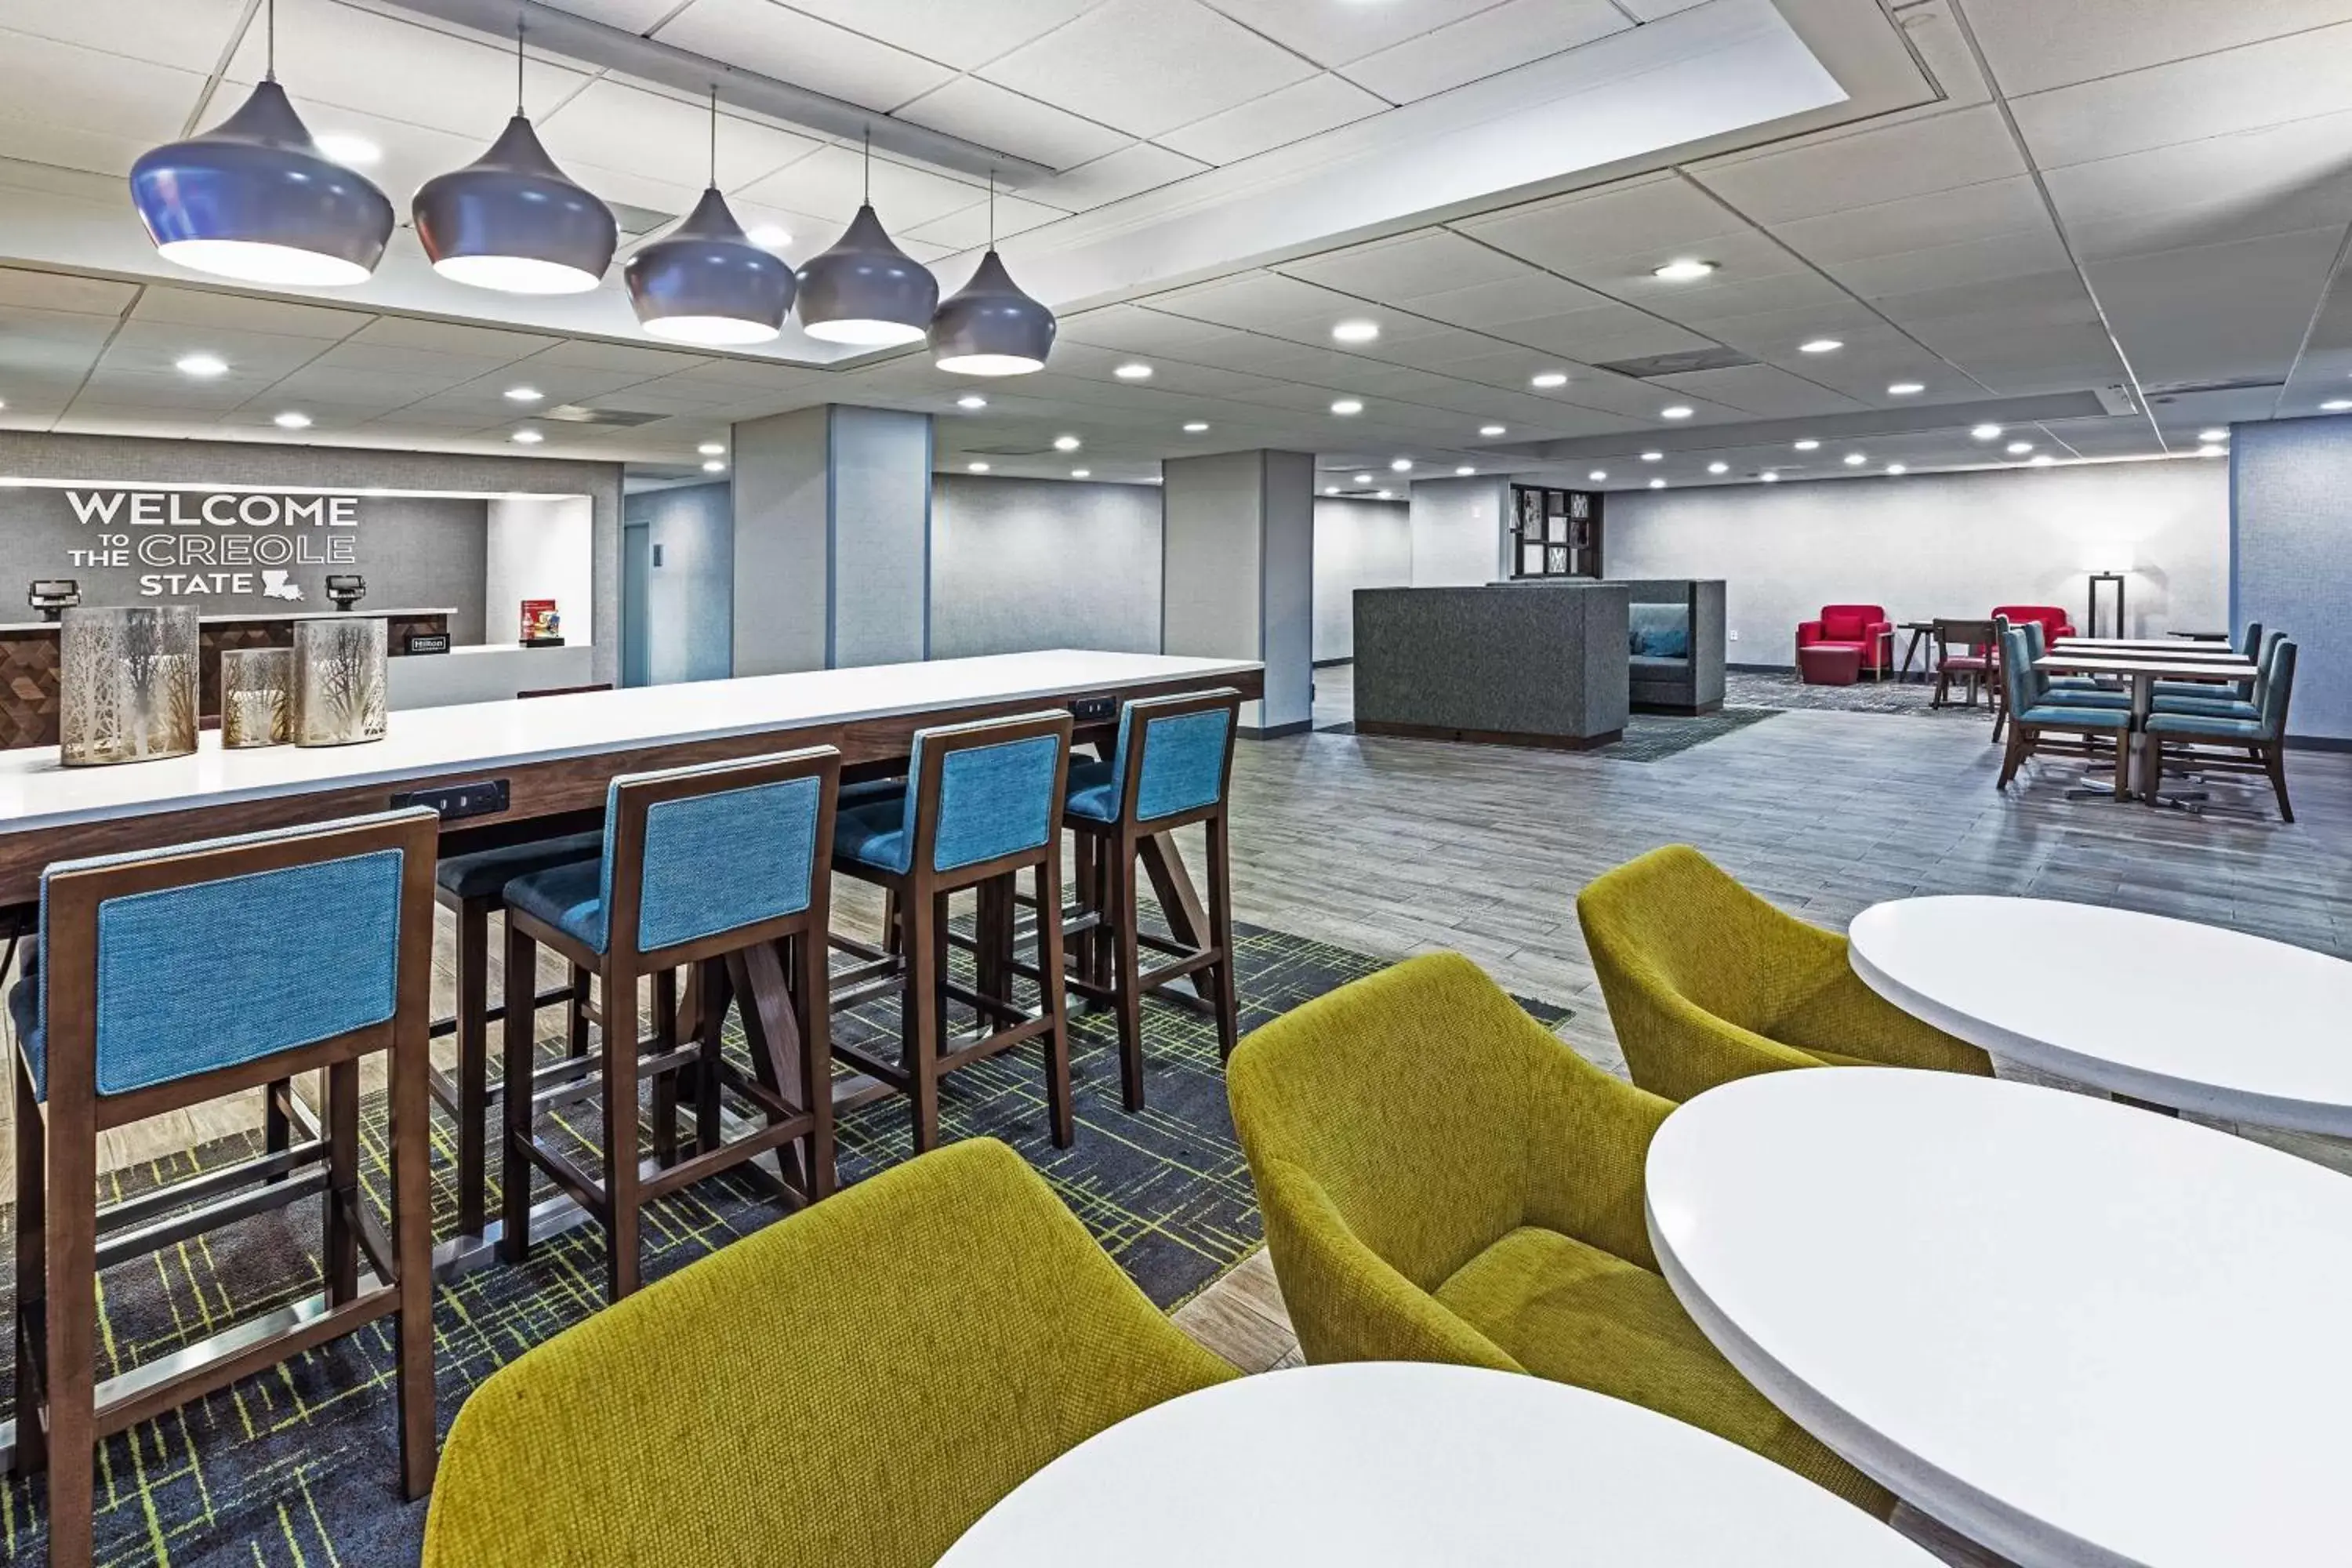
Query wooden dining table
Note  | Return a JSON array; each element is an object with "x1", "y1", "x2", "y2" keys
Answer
[{"x1": 2034, "y1": 646, "x2": 2256, "y2": 800}]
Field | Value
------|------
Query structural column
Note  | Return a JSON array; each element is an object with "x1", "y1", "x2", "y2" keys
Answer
[
  {"x1": 1163, "y1": 450, "x2": 1313, "y2": 736},
  {"x1": 729, "y1": 405, "x2": 932, "y2": 675},
  {"x1": 1407, "y1": 473, "x2": 1512, "y2": 586}
]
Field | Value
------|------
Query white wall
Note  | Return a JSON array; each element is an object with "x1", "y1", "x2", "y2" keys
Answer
[
  {"x1": 930, "y1": 474, "x2": 1162, "y2": 658},
  {"x1": 486, "y1": 495, "x2": 594, "y2": 648},
  {"x1": 1313, "y1": 496, "x2": 1410, "y2": 661},
  {"x1": 1604, "y1": 459, "x2": 2230, "y2": 666},
  {"x1": 1408, "y1": 474, "x2": 1509, "y2": 586}
]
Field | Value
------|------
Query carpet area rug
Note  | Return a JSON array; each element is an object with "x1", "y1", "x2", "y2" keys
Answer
[
  {"x1": 0, "y1": 921, "x2": 1567, "y2": 1567},
  {"x1": 1312, "y1": 710, "x2": 1779, "y2": 760},
  {"x1": 1726, "y1": 669, "x2": 2002, "y2": 720}
]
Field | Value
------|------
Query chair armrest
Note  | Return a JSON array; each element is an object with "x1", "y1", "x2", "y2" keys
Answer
[
  {"x1": 1519, "y1": 1032, "x2": 1676, "y2": 1273},
  {"x1": 1865, "y1": 619, "x2": 1893, "y2": 638},
  {"x1": 1254, "y1": 1158, "x2": 1523, "y2": 1371},
  {"x1": 1796, "y1": 620, "x2": 1826, "y2": 647}
]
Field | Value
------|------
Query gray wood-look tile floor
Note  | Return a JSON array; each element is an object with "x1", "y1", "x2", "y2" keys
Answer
[{"x1": 9, "y1": 665, "x2": 2350, "y2": 1566}]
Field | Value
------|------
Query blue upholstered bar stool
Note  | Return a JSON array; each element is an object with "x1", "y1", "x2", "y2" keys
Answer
[
  {"x1": 1063, "y1": 689, "x2": 1243, "y2": 1109},
  {"x1": 828, "y1": 711, "x2": 1075, "y2": 1153},
  {"x1": 498, "y1": 746, "x2": 840, "y2": 1301},
  {"x1": 8, "y1": 810, "x2": 441, "y2": 1568}
]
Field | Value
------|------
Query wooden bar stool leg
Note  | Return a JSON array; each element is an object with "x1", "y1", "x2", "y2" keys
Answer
[
  {"x1": 794, "y1": 930, "x2": 837, "y2": 1201},
  {"x1": 567, "y1": 963, "x2": 592, "y2": 1059},
  {"x1": 388, "y1": 1005, "x2": 437, "y2": 1501},
  {"x1": 1037, "y1": 856, "x2": 1075, "y2": 1149},
  {"x1": 499, "y1": 920, "x2": 540, "y2": 1265},
  {"x1": 976, "y1": 872, "x2": 1012, "y2": 1012},
  {"x1": 601, "y1": 956, "x2": 643, "y2": 1301},
  {"x1": 1089, "y1": 833, "x2": 1114, "y2": 993},
  {"x1": 1206, "y1": 811, "x2": 1241, "y2": 1061},
  {"x1": 10, "y1": 1057, "x2": 47, "y2": 1475},
  {"x1": 452, "y1": 896, "x2": 491, "y2": 1239},
  {"x1": 263, "y1": 1072, "x2": 292, "y2": 1159},
  {"x1": 1069, "y1": 833, "x2": 1095, "y2": 989},
  {"x1": 42, "y1": 1121, "x2": 98, "y2": 1568},
  {"x1": 323, "y1": 1058, "x2": 361, "y2": 1305},
  {"x1": 901, "y1": 889, "x2": 943, "y2": 1153},
  {"x1": 651, "y1": 967, "x2": 680, "y2": 1167},
  {"x1": 694, "y1": 957, "x2": 728, "y2": 1160},
  {"x1": 1109, "y1": 838, "x2": 1145, "y2": 1114},
  {"x1": 880, "y1": 888, "x2": 903, "y2": 959}
]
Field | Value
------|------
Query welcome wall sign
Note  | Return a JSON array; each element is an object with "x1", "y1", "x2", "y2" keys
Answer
[{"x1": 60, "y1": 488, "x2": 362, "y2": 604}]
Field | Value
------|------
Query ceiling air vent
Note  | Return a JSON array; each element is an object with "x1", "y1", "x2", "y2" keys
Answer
[
  {"x1": 607, "y1": 200, "x2": 677, "y2": 238},
  {"x1": 1593, "y1": 347, "x2": 1758, "y2": 379},
  {"x1": 543, "y1": 405, "x2": 670, "y2": 426}
]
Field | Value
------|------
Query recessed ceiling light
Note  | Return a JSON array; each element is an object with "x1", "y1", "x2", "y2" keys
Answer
[
  {"x1": 702, "y1": 459, "x2": 725, "y2": 472},
  {"x1": 1331, "y1": 398, "x2": 1363, "y2": 415},
  {"x1": 697, "y1": 441, "x2": 725, "y2": 456},
  {"x1": 1799, "y1": 339, "x2": 1843, "y2": 354},
  {"x1": 1530, "y1": 371, "x2": 1568, "y2": 389},
  {"x1": 1652, "y1": 258, "x2": 1717, "y2": 281},
  {"x1": 1793, "y1": 439, "x2": 1820, "y2": 452},
  {"x1": 1113, "y1": 362, "x2": 1153, "y2": 379},
  {"x1": 1588, "y1": 470, "x2": 1607, "y2": 482},
  {"x1": 1886, "y1": 463, "x2": 1907, "y2": 474},
  {"x1": 1970, "y1": 423, "x2": 2003, "y2": 441},
  {"x1": 1390, "y1": 457, "x2": 1413, "y2": 472},
  {"x1": 1661, "y1": 405, "x2": 1693, "y2": 420},
  {"x1": 1888, "y1": 382, "x2": 1924, "y2": 396},
  {"x1": 1183, "y1": 420, "x2": 1210, "y2": 432},
  {"x1": 1071, "y1": 468, "x2": 1091, "y2": 478},
  {"x1": 2196, "y1": 444, "x2": 2225, "y2": 457},
  {"x1": 505, "y1": 386, "x2": 543, "y2": 403},
  {"x1": 512, "y1": 429, "x2": 543, "y2": 445},
  {"x1": 1323, "y1": 485, "x2": 1339, "y2": 495},
  {"x1": 968, "y1": 461, "x2": 991, "y2": 473},
  {"x1": 748, "y1": 224, "x2": 791, "y2": 249},
  {"x1": 1707, "y1": 461, "x2": 1728, "y2": 474},
  {"x1": 2324, "y1": 399, "x2": 2352, "y2": 412},
  {"x1": 315, "y1": 132, "x2": 381, "y2": 167},
  {"x1": 2029, "y1": 454, "x2": 2056, "y2": 466},
  {"x1": 956, "y1": 394, "x2": 988, "y2": 410},
  {"x1": 1332, "y1": 319, "x2": 1381, "y2": 344},
  {"x1": 1640, "y1": 451, "x2": 1663, "y2": 463},
  {"x1": 1479, "y1": 424, "x2": 1506, "y2": 437},
  {"x1": 1374, "y1": 488, "x2": 1394, "y2": 499},
  {"x1": 1053, "y1": 434, "x2": 1081, "y2": 452},
  {"x1": 1353, "y1": 473, "x2": 1374, "y2": 485},
  {"x1": 176, "y1": 352, "x2": 228, "y2": 379},
  {"x1": 1761, "y1": 471, "x2": 1780, "y2": 483},
  {"x1": 1455, "y1": 465, "x2": 1475, "y2": 476},
  {"x1": 274, "y1": 411, "x2": 311, "y2": 430},
  {"x1": 1843, "y1": 452, "x2": 1866, "y2": 466},
  {"x1": 2195, "y1": 427, "x2": 2227, "y2": 442},
  {"x1": 2006, "y1": 441, "x2": 2034, "y2": 455},
  {"x1": 1648, "y1": 477, "x2": 1666, "y2": 489}
]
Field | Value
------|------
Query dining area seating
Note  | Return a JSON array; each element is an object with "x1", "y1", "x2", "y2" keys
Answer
[{"x1": 1794, "y1": 603, "x2": 1892, "y2": 684}]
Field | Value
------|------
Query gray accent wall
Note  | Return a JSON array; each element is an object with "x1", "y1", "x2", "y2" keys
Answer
[
  {"x1": 1313, "y1": 496, "x2": 1409, "y2": 661},
  {"x1": 1605, "y1": 460, "x2": 2229, "y2": 668},
  {"x1": 1163, "y1": 449, "x2": 1313, "y2": 733},
  {"x1": 931, "y1": 474, "x2": 1162, "y2": 659},
  {"x1": 829, "y1": 405, "x2": 931, "y2": 668},
  {"x1": 0, "y1": 430, "x2": 621, "y2": 681},
  {"x1": 2233, "y1": 416, "x2": 2352, "y2": 740},
  {"x1": 624, "y1": 480, "x2": 734, "y2": 684},
  {"x1": 1408, "y1": 474, "x2": 1511, "y2": 586}
]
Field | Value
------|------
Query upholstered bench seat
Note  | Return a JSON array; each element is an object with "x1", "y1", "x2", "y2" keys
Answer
[
  {"x1": 434, "y1": 831, "x2": 602, "y2": 899},
  {"x1": 2151, "y1": 695, "x2": 2258, "y2": 720},
  {"x1": 1795, "y1": 644, "x2": 1861, "y2": 685},
  {"x1": 2018, "y1": 703, "x2": 2131, "y2": 729},
  {"x1": 502, "y1": 859, "x2": 607, "y2": 952}
]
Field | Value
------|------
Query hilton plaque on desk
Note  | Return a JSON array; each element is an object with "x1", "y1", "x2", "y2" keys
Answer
[{"x1": 405, "y1": 631, "x2": 452, "y2": 655}]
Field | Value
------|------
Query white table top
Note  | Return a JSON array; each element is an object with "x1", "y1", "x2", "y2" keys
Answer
[
  {"x1": 1647, "y1": 1069, "x2": 2352, "y2": 1568},
  {"x1": 1850, "y1": 896, "x2": 2352, "y2": 1132},
  {"x1": 938, "y1": 1363, "x2": 1939, "y2": 1567},
  {"x1": 0, "y1": 649, "x2": 1259, "y2": 835}
]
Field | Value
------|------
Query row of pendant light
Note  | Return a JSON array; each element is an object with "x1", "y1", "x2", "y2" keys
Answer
[{"x1": 125, "y1": 2, "x2": 1055, "y2": 373}]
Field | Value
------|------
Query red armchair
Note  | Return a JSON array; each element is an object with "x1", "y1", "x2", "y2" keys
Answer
[
  {"x1": 1991, "y1": 604, "x2": 2074, "y2": 641},
  {"x1": 1795, "y1": 603, "x2": 1892, "y2": 682}
]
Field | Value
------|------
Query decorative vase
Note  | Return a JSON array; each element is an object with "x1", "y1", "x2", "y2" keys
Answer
[
  {"x1": 59, "y1": 605, "x2": 200, "y2": 767},
  {"x1": 220, "y1": 647, "x2": 292, "y2": 748},
  {"x1": 292, "y1": 616, "x2": 388, "y2": 747}
]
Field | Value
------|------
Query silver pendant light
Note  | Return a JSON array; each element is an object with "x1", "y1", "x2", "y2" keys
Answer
[
  {"x1": 625, "y1": 90, "x2": 796, "y2": 346},
  {"x1": 413, "y1": 19, "x2": 617, "y2": 294},
  {"x1": 930, "y1": 172, "x2": 1055, "y2": 376},
  {"x1": 129, "y1": 0, "x2": 394, "y2": 286},
  {"x1": 795, "y1": 132, "x2": 938, "y2": 347}
]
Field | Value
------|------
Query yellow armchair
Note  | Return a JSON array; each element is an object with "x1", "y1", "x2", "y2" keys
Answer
[
  {"x1": 1227, "y1": 952, "x2": 1890, "y2": 1515},
  {"x1": 1577, "y1": 844, "x2": 1991, "y2": 1102},
  {"x1": 423, "y1": 1138, "x2": 1234, "y2": 1568}
]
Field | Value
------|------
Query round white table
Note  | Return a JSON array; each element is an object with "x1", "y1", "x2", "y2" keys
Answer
[
  {"x1": 938, "y1": 1362, "x2": 1939, "y2": 1566},
  {"x1": 1646, "y1": 1069, "x2": 2352, "y2": 1568},
  {"x1": 1849, "y1": 895, "x2": 2352, "y2": 1134}
]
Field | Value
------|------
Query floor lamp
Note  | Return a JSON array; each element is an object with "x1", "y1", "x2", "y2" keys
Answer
[{"x1": 2087, "y1": 572, "x2": 2126, "y2": 639}]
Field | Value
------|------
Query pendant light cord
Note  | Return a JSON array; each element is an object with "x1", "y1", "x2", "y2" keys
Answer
[
  {"x1": 988, "y1": 169, "x2": 997, "y2": 249},
  {"x1": 708, "y1": 86, "x2": 718, "y2": 188},
  {"x1": 514, "y1": 16, "x2": 525, "y2": 116},
  {"x1": 264, "y1": 0, "x2": 276, "y2": 81},
  {"x1": 862, "y1": 128, "x2": 871, "y2": 205}
]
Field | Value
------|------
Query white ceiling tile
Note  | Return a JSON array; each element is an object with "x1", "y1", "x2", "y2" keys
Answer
[
  {"x1": 1819, "y1": 227, "x2": 2078, "y2": 300},
  {"x1": 536, "y1": 79, "x2": 821, "y2": 193},
  {"x1": 1195, "y1": 0, "x2": 1515, "y2": 67},
  {"x1": 1276, "y1": 230, "x2": 1529, "y2": 301},
  {"x1": 1615, "y1": 0, "x2": 1710, "y2": 16},
  {"x1": 1650, "y1": 364, "x2": 1868, "y2": 419},
  {"x1": 1770, "y1": 177, "x2": 2053, "y2": 265},
  {"x1": 1398, "y1": 273, "x2": 1613, "y2": 330},
  {"x1": 1157, "y1": 72, "x2": 1387, "y2": 165},
  {"x1": 0, "y1": 0, "x2": 246, "y2": 71},
  {"x1": 2043, "y1": 113, "x2": 2352, "y2": 263},
  {"x1": 1339, "y1": 0, "x2": 1627, "y2": 103},
  {"x1": 342, "y1": 318, "x2": 563, "y2": 360},
  {"x1": 532, "y1": 0, "x2": 683, "y2": 31},
  {"x1": 2009, "y1": 22, "x2": 2352, "y2": 169},
  {"x1": 1962, "y1": 0, "x2": 2352, "y2": 97},
  {"x1": 125, "y1": 289, "x2": 368, "y2": 344},
  {"x1": 1497, "y1": 306, "x2": 1716, "y2": 364},
  {"x1": 980, "y1": 0, "x2": 1318, "y2": 139},
  {"x1": 1693, "y1": 107, "x2": 2029, "y2": 227},
  {"x1": 1462, "y1": 176, "x2": 1750, "y2": 276},
  {"x1": 895, "y1": 76, "x2": 1128, "y2": 175},
  {"x1": 1022, "y1": 141, "x2": 1207, "y2": 209},
  {"x1": 0, "y1": 31, "x2": 208, "y2": 146},
  {"x1": 773, "y1": 0, "x2": 1102, "y2": 71},
  {"x1": 2085, "y1": 224, "x2": 2345, "y2": 389},
  {"x1": 902, "y1": 193, "x2": 1068, "y2": 250},
  {"x1": 656, "y1": 0, "x2": 956, "y2": 112},
  {"x1": 738, "y1": 142, "x2": 985, "y2": 229},
  {"x1": 0, "y1": 269, "x2": 135, "y2": 314}
]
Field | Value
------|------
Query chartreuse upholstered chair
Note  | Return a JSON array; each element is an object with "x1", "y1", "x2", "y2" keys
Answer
[
  {"x1": 1225, "y1": 952, "x2": 1891, "y2": 1515},
  {"x1": 1576, "y1": 846, "x2": 1991, "y2": 1103},
  {"x1": 423, "y1": 1137, "x2": 1232, "y2": 1568}
]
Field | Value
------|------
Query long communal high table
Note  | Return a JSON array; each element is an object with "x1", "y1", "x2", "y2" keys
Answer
[
  {"x1": 0, "y1": 650, "x2": 1265, "y2": 1276},
  {"x1": 2033, "y1": 647, "x2": 2256, "y2": 800}
]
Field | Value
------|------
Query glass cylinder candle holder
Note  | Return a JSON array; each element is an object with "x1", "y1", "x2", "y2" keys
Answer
[
  {"x1": 59, "y1": 605, "x2": 200, "y2": 767},
  {"x1": 292, "y1": 616, "x2": 389, "y2": 747},
  {"x1": 220, "y1": 647, "x2": 292, "y2": 748}
]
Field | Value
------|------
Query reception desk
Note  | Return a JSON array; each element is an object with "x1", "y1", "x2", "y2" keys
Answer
[
  {"x1": 0, "y1": 608, "x2": 452, "y2": 750},
  {"x1": 1353, "y1": 582, "x2": 1630, "y2": 748}
]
